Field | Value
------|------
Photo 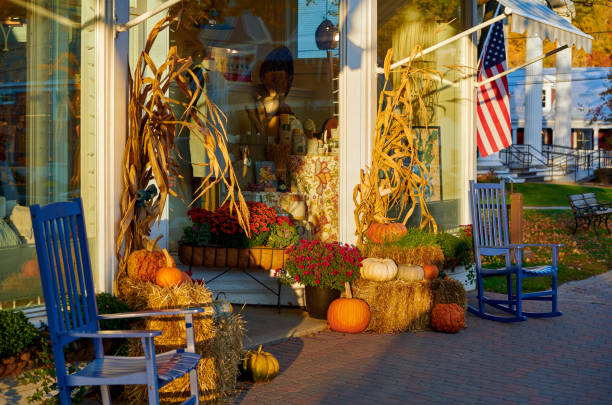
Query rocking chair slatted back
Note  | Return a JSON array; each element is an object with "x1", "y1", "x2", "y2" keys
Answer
[
  {"x1": 30, "y1": 199, "x2": 98, "y2": 347},
  {"x1": 469, "y1": 181, "x2": 510, "y2": 258}
]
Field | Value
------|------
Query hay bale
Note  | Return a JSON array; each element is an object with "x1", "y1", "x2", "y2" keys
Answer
[
  {"x1": 353, "y1": 278, "x2": 465, "y2": 333},
  {"x1": 360, "y1": 244, "x2": 444, "y2": 268},
  {"x1": 119, "y1": 277, "x2": 244, "y2": 404}
]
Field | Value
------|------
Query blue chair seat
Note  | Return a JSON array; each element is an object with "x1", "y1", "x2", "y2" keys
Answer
[
  {"x1": 67, "y1": 350, "x2": 200, "y2": 387},
  {"x1": 520, "y1": 265, "x2": 556, "y2": 277}
]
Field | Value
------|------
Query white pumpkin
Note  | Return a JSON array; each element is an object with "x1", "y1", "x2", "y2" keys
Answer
[
  {"x1": 361, "y1": 258, "x2": 398, "y2": 281},
  {"x1": 396, "y1": 265, "x2": 424, "y2": 282}
]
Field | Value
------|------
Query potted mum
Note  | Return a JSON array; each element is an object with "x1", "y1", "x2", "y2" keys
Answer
[
  {"x1": 178, "y1": 218, "x2": 211, "y2": 267},
  {"x1": 280, "y1": 240, "x2": 362, "y2": 319}
]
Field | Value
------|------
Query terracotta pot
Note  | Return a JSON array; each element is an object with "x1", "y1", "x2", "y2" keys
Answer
[
  {"x1": 305, "y1": 286, "x2": 340, "y2": 320},
  {"x1": 226, "y1": 248, "x2": 239, "y2": 267}
]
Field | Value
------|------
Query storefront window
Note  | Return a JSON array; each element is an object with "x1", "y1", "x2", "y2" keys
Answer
[
  {"x1": 127, "y1": 1, "x2": 344, "y2": 251},
  {"x1": 378, "y1": 0, "x2": 467, "y2": 229},
  {"x1": 0, "y1": 1, "x2": 97, "y2": 308}
]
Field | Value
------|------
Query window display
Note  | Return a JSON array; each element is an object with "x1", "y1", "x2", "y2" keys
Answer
[{"x1": 165, "y1": 1, "x2": 341, "y2": 250}]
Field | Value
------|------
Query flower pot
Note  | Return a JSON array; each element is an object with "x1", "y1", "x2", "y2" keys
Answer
[
  {"x1": 238, "y1": 248, "x2": 250, "y2": 268},
  {"x1": 271, "y1": 248, "x2": 285, "y2": 270},
  {"x1": 204, "y1": 246, "x2": 216, "y2": 268},
  {"x1": 305, "y1": 285, "x2": 341, "y2": 319},
  {"x1": 226, "y1": 248, "x2": 239, "y2": 267},
  {"x1": 178, "y1": 245, "x2": 204, "y2": 266},
  {"x1": 215, "y1": 247, "x2": 227, "y2": 268},
  {"x1": 447, "y1": 264, "x2": 476, "y2": 292}
]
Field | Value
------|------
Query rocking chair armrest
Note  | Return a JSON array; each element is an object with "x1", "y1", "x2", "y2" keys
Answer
[
  {"x1": 67, "y1": 329, "x2": 162, "y2": 339},
  {"x1": 507, "y1": 243, "x2": 563, "y2": 249},
  {"x1": 98, "y1": 307, "x2": 204, "y2": 320}
]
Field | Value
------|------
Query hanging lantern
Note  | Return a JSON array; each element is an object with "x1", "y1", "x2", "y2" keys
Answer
[{"x1": 315, "y1": 19, "x2": 338, "y2": 50}]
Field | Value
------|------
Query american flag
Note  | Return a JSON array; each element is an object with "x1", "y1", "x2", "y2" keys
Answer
[{"x1": 476, "y1": 20, "x2": 511, "y2": 157}]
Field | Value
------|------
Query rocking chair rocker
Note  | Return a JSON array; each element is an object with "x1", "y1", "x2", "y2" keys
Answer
[
  {"x1": 30, "y1": 199, "x2": 202, "y2": 404},
  {"x1": 468, "y1": 181, "x2": 563, "y2": 322}
]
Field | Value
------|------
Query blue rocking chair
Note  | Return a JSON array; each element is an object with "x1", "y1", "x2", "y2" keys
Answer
[
  {"x1": 468, "y1": 181, "x2": 563, "y2": 322},
  {"x1": 30, "y1": 199, "x2": 203, "y2": 405}
]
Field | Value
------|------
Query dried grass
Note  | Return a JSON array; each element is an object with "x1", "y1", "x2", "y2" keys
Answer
[
  {"x1": 360, "y1": 244, "x2": 444, "y2": 268},
  {"x1": 353, "y1": 278, "x2": 465, "y2": 333},
  {"x1": 119, "y1": 279, "x2": 244, "y2": 404}
]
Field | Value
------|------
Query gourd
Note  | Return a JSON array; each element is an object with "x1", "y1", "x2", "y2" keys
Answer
[
  {"x1": 212, "y1": 292, "x2": 233, "y2": 321},
  {"x1": 241, "y1": 345, "x2": 279, "y2": 382},
  {"x1": 431, "y1": 303, "x2": 465, "y2": 333},
  {"x1": 365, "y1": 222, "x2": 407, "y2": 244},
  {"x1": 396, "y1": 264, "x2": 424, "y2": 282},
  {"x1": 20, "y1": 258, "x2": 39, "y2": 278},
  {"x1": 127, "y1": 238, "x2": 173, "y2": 282},
  {"x1": 422, "y1": 264, "x2": 439, "y2": 280},
  {"x1": 361, "y1": 258, "x2": 398, "y2": 281},
  {"x1": 327, "y1": 282, "x2": 370, "y2": 333},
  {"x1": 155, "y1": 250, "x2": 185, "y2": 287}
]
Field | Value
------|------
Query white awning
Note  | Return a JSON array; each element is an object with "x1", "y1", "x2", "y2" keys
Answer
[{"x1": 498, "y1": 0, "x2": 592, "y2": 53}]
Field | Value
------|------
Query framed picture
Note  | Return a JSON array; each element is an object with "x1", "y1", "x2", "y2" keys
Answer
[
  {"x1": 412, "y1": 126, "x2": 442, "y2": 202},
  {"x1": 256, "y1": 161, "x2": 277, "y2": 191}
]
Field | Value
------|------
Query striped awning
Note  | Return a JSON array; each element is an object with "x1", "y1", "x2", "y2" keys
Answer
[{"x1": 498, "y1": 0, "x2": 592, "y2": 53}]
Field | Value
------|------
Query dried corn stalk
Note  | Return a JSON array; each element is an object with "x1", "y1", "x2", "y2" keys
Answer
[
  {"x1": 354, "y1": 47, "x2": 438, "y2": 244},
  {"x1": 116, "y1": 16, "x2": 249, "y2": 278}
]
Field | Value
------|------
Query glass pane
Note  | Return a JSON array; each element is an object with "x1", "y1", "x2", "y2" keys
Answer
[
  {"x1": 131, "y1": 0, "x2": 344, "y2": 251},
  {"x1": 378, "y1": 0, "x2": 466, "y2": 229},
  {"x1": 0, "y1": 1, "x2": 97, "y2": 309}
]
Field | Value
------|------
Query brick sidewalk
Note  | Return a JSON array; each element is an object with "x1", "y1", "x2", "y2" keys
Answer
[{"x1": 235, "y1": 272, "x2": 612, "y2": 405}]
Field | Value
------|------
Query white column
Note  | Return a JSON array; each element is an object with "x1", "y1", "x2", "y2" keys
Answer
[
  {"x1": 96, "y1": 0, "x2": 129, "y2": 293},
  {"x1": 338, "y1": 0, "x2": 377, "y2": 244},
  {"x1": 524, "y1": 35, "x2": 543, "y2": 156},
  {"x1": 594, "y1": 126, "x2": 599, "y2": 150},
  {"x1": 553, "y1": 36, "x2": 572, "y2": 147}
]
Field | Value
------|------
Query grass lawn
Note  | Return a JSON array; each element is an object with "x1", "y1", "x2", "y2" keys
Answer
[
  {"x1": 506, "y1": 182, "x2": 612, "y2": 206},
  {"x1": 483, "y1": 209, "x2": 611, "y2": 293}
]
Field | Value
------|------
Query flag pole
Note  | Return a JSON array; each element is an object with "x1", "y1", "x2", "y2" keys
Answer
[{"x1": 476, "y1": 44, "x2": 569, "y2": 87}]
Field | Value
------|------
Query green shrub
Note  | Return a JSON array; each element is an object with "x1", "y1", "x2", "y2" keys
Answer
[
  {"x1": 390, "y1": 227, "x2": 439, "y2": 249},
  {"x1": 267, "y1": 223, "x2": 299, "y2": 248},
  {"x1": 436, "y1": 232, "x2": 472, "y2": 266},
  {"x1": 96, "y1": 293, "x2": 132, "y2": 330},
  {"x1": 0, "y1": 309, "x2": 40, "y2": 359},
  {"x1": 180, "y1": 222, "x2": 212, "y2": 247}
]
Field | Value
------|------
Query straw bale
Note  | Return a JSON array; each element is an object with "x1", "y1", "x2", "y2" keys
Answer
[
  {"x1": 360, "y1": 244, "x2": 444, "y2": 268},
  {"x1": 353, "y1": 278, "x2": 465, "y2": 334},
  {"x1": 119, "y1": 277, "x2": 244, "y2": 404}
]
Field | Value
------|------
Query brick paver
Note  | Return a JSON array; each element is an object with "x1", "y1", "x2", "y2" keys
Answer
[{"x1": 235, "y1": 272, "x2": 612, "y2": 405}]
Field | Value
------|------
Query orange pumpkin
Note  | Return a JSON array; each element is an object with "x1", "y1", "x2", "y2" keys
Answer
[
  {"x1": 155, "y1": 249, "x2": 185, "y2": 287},
  {"x1": 21, "y1": 259, "x2": 40, "y2": 278},
  {"x1": 431, "y1": 303, "x2": 465, "y2": 333},
  {"x1": 127, "y1": 238, "x2": 175, "y2": 282},
  {"x1": 366, "y1": 222, "x2": 407, "y2": 244},
  {"x1": 422, "y1": 264, "x2": 439, "y2": 280},
  {"x1": 327, "y1": 282, "x2": 371, "y2": 333},
  {"x1": 180, "y1": 271, "x2": 192, "y2": 284}
]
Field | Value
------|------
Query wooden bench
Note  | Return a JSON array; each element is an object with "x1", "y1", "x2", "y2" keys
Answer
[{"x1": 567, "y1": 193, "x2": 611, "y2": 234}]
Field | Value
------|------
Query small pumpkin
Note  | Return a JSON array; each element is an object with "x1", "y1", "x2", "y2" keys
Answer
[
  {"x1": 361, "y1": 258, "x2": 398, "y2": 281},
  {"x1": 213, "y1": 292, "x2": 233, "y2": 321},
  {"x1": 127, "y1": 237, "x2": 173, "y2": 282},
  {"x1": 396, "y1": 264, "x2": 424, "y2": 282},
  {"x1": 20, "y1": 258, "x2": 40, "y2": 278},
  {"x1": 366, "y1": 222, "x2": 408, "y2": 244},
  {"x1": 155, "y1": 249, "x2": 185, "y2": 287},
  {"x1": 422, "y1": 264, "x2": 439, "y2": 280},
  {"x1": 327, "y1": 282, "x2": 370, "y2": 333},
  {"x1": 241, "y1": 345, "x2": 279, "y2": 382},
  {"x1": 431, "y1": 303, "x2": 465, "y2": 333}
]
